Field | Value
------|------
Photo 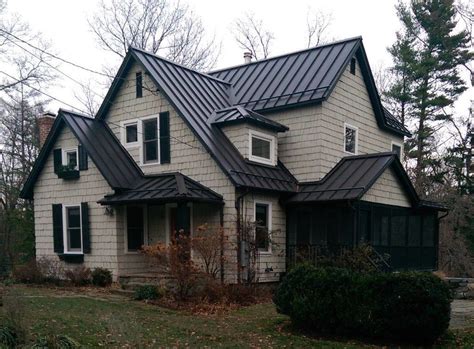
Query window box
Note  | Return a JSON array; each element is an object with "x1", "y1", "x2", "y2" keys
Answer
[
  {"x1": 57, "y1": 165, "x2": 80, "y2": 180},
  {"x1": 58, "y1": 253, "x2": 84, "y2": 264}
]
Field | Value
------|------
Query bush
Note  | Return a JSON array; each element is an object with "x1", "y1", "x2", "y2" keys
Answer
[
  {"x1": 274, "y1": 264, "x2": 452, "y2": 344},
  {"x1": 0, "y1": 325, "x2": 18, "y2": 348},
  {"x1": 64, "y1": 266, "x2": 91, "y2": 286},
  {"x1": 12, "y1": 259, "x2": 43, "y2": 284},
  {"x1": 30, "y1": 335, "x2": 79, "y2": 348},
  {"x1": 134, "y1": 285, "x2": 162, "y2": 301},
  {"x1": 91, "y1": 268, "x2": 113, "y2": 287}
]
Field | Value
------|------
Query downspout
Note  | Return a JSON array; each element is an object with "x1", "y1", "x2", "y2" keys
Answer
[
  {"x1": 235, "y1": 189, "x2": 249, "y2": 284},
  {"x1": 436, "y1": 210, "x2": 449, "y2": 271},
  {"x1": 219, "y1": 205, "x2": 225, "y2": 284}
]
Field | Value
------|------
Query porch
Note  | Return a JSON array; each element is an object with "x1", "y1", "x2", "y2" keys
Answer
[
  {"x1": 286, "y1": 201, "x2": 441, "y2": 271},
  {"x1": 98, "y1": 173, "x2": 224, "y2": 277}
]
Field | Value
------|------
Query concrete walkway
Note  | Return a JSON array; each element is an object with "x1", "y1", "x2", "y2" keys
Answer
[{"x1": 451, "y1": 300, "x2": 474, "y2": 329}]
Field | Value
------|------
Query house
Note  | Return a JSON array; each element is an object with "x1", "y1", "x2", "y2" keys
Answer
[{"x1": 20, "y1": 37, "x2": 445, "y2": 283}]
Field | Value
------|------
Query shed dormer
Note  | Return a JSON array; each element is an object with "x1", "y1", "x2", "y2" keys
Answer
[{"x1": 210, "y1": 106, "x2": 288, "y2": 166}]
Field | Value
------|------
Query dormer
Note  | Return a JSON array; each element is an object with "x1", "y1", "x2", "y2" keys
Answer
[{"x1": 210, "y1": 106, "x2": 288, "y2": 166}]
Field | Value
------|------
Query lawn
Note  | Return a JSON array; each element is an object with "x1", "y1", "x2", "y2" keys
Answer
[{"x1": 1, "y1": 284, "x2": 473, "y2": 348}]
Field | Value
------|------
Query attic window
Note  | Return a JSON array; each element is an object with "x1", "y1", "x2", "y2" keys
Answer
[
  {"x1": 344, "y1": 123, "x2": 358, "y2": 154},
  {"x1": 249, "y1": 130, "x2": 275, "y2": 166},
  {"x1": 350, "y1": 58, "x2": 356, "y2": 75},
  {"x1": 136, "y1": 72, "x2": 143, "y2": 98}
]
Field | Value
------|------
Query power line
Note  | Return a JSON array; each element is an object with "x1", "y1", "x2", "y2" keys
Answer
[{"x1": 0, "y1": 29, "x2": 113, "y2": 78}]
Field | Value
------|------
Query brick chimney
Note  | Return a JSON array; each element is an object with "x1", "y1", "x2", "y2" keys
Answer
[
  {"x1": 243, "y1": 51, "x2": 253, "y2": 64},
  {"x1": 37, "y1": 112, "x2": 56, "y2": 148}
]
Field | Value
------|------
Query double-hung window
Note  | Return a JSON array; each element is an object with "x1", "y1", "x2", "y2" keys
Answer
[
  {"x1": 64, "y1": 205, "x2": 82, "y2": 253},
  {"x1": 344, "y1": 123, "x2": 358, "y2": 154},
  {"x1": 255, "y1": 202, "x2": 272, "y2": 253},
  {"x1": 62, "y1": 148, "x2": 78, "y2": 169},
  {"x1": 249, "y1": 130, "x2": 275, "y2": 165},
  {"x1": 142, "y1": 118, "x2": 159, "y2": 164}
]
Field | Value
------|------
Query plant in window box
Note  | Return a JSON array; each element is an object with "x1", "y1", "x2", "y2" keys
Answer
[{"x1": 57, "y1": 164, "x2": 80, "y2": 179}]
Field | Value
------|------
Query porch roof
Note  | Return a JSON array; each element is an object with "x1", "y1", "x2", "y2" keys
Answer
[
  {"x1": 286, "y1": 153, "x2": 419, "y2": 205},
  {"x1": 98, "y1": 172, "x2": 224, "y2": 205}
]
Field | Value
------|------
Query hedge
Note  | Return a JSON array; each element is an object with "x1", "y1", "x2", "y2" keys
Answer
[{"x1": 273, "y1": 264, "x2": 452, "y2": 344}]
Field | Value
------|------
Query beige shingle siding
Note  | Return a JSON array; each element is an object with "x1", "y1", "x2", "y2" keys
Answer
[
  {"x1": 242, "y1": 192, "x2": 286, "y2": 282},
  {"x1": 362, "y1": 167, "x2": 411, "y2": 207},
  {"x1": 106, "y1": 62, "x2": 239, "y2": 281},
  {"x1": 33, "y1": 126, "x2": 120, "y2": 277},
  {"x1": 318, "y1": 59, "x2": 404, "y2": 179}
]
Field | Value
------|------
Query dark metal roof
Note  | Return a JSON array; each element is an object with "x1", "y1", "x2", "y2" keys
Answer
[
  {"x1": 210, "y1": 37, "x2": 360, "y2": 111},
  {"x1": 209, "y1": 105, "x2": 289, "y2": 132},
  {"x1": 110, "y1": 47, "x2": 298, "y2": 193},
  {"x1": 210, "y1": 37, "x2": 409, "y2": 137},
  {"x1": 98, "y1": 172, "x2": 223, "y2": 205},
  {"x1": 286, "y1": 153, "x2": 419, "y2": 204},
  {"x1": 383, "y1": 106, "x2": 411, "y2": 136},
  {"x1": 20, "y1": 109, "x2": 142, "y2": 199}
]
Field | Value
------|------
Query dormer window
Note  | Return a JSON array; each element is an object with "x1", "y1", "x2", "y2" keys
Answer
[{"x1": 249, "y1": 130, "x2": 275, "y2": 166}]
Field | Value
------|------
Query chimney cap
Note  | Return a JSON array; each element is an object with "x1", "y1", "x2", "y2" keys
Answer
[
  {"x1": 39, "y1": 112, "x2": 56, "y2": 119},
  {"x1": 243, "y1": 51, "x2": 253, "y2": 63}
]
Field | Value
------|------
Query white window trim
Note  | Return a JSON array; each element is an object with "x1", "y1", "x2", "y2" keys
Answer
[
  {"x1": 248, "y1": 130, "x2": 276, "y2": 166},
  {"x1": 124, "y1": 204, "x2": 148, "y2": 254},
  {"x1": 62, "y1": 204, "x2": 83, "y2": 254},
  {"x1": 121, "y1": 119, "x2": 140, "y2": 148},
  {"x1": 254, "y1": 200, "x2": 272, "y2": 255},
  {"x1": 343, "y1": 123, "x2": 358, "y2": 155},
  {"x1": 62, "y1": 147, "x2": 78, "y2": 170},
  {"x1": 391, "y1": 141, "x2": 403, "y2": 158},
  {"x1": 140, "y1": 114, "x2": 161, "y2": 166}
]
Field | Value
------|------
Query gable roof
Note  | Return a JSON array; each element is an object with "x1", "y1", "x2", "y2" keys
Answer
[
  {"x1": 209, "y1": 105, "x2": 289, "y2": 132},
  {"x1": 285, "y1": 153, "x2": 419, "y2": 205},
  {"x1": 210, "y1": 37, "x2": 410, "y2": 137},
  {"x1": 20, "y1": 109, "x2": 143, "y2": 199},
  {"x1": 98, "y1": 172, "x2": 223, "y2": 205},
  {"x1": 97, "y1": 47, "x2": 298, "y2": 193}
]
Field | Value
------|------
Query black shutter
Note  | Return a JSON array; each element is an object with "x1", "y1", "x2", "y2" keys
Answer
[
  {"x1": 53, "y1": 148, "x2": 62, "y2": 174},
  {"x1": 159, "y1": 112, "x2": 170, "y2": 164},
  {"x1": 81, "y1": 202, "x2": 90, "y2": 254},
  {"x1": 52, "y1": 204, "x2": 63, "y2": 253},
  {"x1": 78, "y1": 145, "x2": 88, "y2": 170},
  {"x1": 136, "y1": 72, "x2": 143, "y2": 98}
]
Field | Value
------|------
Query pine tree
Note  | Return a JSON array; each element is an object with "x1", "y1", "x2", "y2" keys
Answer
[{"x1": 388, "y1": 0, "x2": 472, "y2": 196}]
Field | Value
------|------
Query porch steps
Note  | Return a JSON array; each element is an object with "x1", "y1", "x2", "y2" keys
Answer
[{"x1": 118, "y1": 272, "x2": 174, "y2": 290}]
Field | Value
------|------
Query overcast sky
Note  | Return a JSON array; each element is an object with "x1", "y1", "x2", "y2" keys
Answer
[{"x1": 6, "y1": 0, "x2": 472, "y2": 118}]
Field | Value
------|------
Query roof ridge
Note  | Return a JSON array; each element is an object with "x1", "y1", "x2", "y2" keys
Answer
[
  {"x1": 208, "y1": 36, "x2": 362, "y2": 74},
  {"x1": 58, "y1": 108, "x2": 94, "y2": 119},
  {"x1": 129, "y1": 46, "x2": 232, "y2": 86}
]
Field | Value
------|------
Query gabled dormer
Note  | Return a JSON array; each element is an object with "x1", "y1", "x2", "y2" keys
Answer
[{"x1": 209, "y1": 106, "x2": 288, "y2": 166}]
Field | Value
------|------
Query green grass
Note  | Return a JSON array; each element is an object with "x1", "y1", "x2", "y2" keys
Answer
[{"x1": 0, "y1": 285, "x2": 473, "y2": 348}]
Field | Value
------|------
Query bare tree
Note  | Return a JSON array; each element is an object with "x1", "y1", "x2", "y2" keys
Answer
[
  {"x1": 233, "y1": 13, "x2": 274, "y2": 60},
  {"x1": 88, "y1": 0, "x2": 218, "y2": 71},
  {"x1": 74, "y1": 79, "x2": 101, "y2": 117},
  {"x1": 306, "y1": 8, "x2": 333, "y2": 48}
]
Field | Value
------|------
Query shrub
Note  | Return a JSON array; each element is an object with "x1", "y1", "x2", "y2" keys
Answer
[
  {"x1": 30, "y1": 335, "x2": 79, "y2": 348},
  {"x1": 274, "y1": 264, "x2": 452, "y2": 344},
  {"x1": 12, "y1": 259, "x2": 43, "y2": 284},
  {"x1": 64, "y1": 266, "x2": 91, "y2": 286},
  {"x1": 91, "y1": 268, "x2": 113, "y2": 287},
  {"x1": 134, "y1": 285, "x2": 162, "y2": 301},
  {"x1": 0, "y1": 325, "x2": 18, "y2": 348}
]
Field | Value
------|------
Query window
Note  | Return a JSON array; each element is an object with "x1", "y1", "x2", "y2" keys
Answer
[
  {"x1": 392, "y1": 142, "x2": 402, "y2": 158},
  {"x1": 255, "y1": 202, "x2": 271, "y2": 253},
  {"x1": 142, "y1": 118, "x2": 159, "y2": 163},
  {"x1": 344, "y1": 124, "x2": 358, "y2": 154},
  {"x1": 126, "y1": 206, "x2": 145, "y2": 251},
  {"x1": 350, "y1": 58, "x2": 356, "y2": 75},
  {"x1": 62, "y1": 148, "x2": 78, "y2": 169},
  {"x1": 125, "y1": 123, "x2": 138, "y2": 144},
  {"x1": 136, "y1": 72, "x2": 143, "y2": 98},
  {"x1": 249, "y1": 130, "x2": 275, "y2": 165},
  {"x1": 64, "y1": 205, "x2": 82, "y2": 253}
]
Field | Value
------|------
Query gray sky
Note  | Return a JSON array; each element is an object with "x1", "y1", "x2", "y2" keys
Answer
[{"x1": 6, "y1": 0, "x2": 472, "y2": 121}]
